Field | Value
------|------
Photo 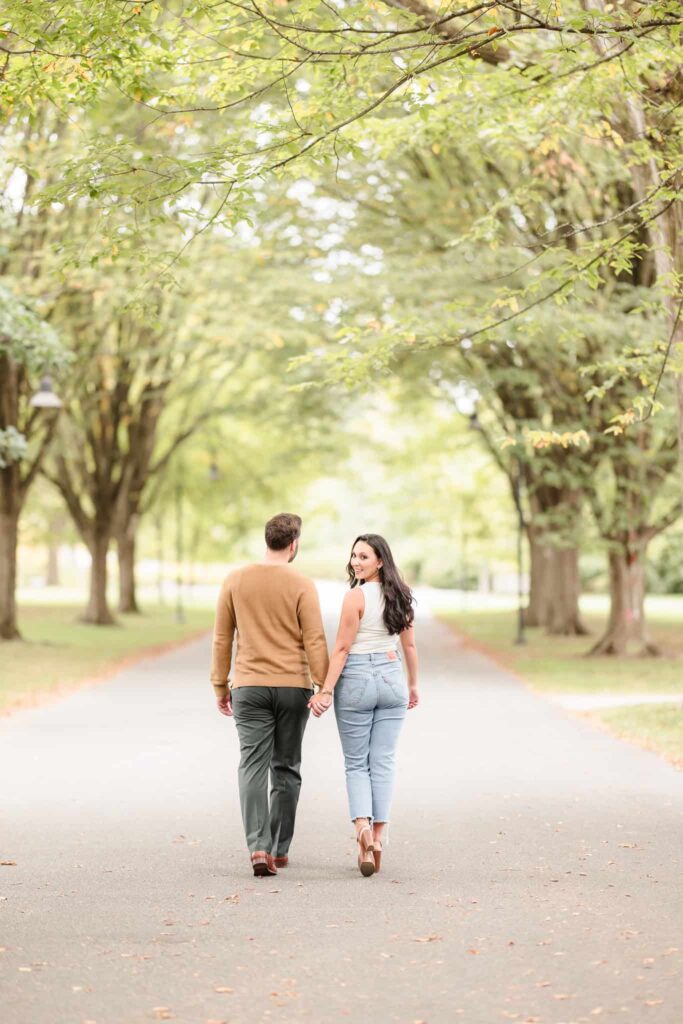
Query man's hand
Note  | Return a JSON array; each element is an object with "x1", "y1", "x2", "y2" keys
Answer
[
  {"x1": 217, "y1": 693, "x2": 233, "y2": 717},
  {"x1": 308, "y1": 691, "x2": 333, "y2": 718}
]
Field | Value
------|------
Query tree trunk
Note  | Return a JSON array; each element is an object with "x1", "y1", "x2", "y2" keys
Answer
[
  {"x1": 45, "y1": 541, "x2": 60, "y2": 586},
  {"x1": 82, "y1": 530, "x2": 116, "y2": 625},
  {"x1": 524, "y1": 531, "x2": 587, "y2": 635},
  {"x1": 588, "y1": 548, "x2": 658, "y2": 656},
  {"x1": 544, "y1": 546, "x2": 589, "y2": 636},
  {"x1": 0, "y1": 506, "x2": 20, "y2": 640},
  {"x1": 117, "y1": 514, "x2": 140, "y2": 614},
  {"x1": 524, "y1": 530, "x2": 547, "y2": 627}
]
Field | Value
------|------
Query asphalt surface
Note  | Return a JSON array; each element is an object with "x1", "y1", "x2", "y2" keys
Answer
[{"x1": 2, "y1": 605, "x2": 682, "y2": 1024}]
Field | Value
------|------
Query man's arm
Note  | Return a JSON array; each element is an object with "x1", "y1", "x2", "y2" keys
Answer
[
  {"x1": 210, "y1": 577, "x2": 236, "y2": 711},
  {"x1": 298, "y1": 581, "x2": 330, "y2": 687}
]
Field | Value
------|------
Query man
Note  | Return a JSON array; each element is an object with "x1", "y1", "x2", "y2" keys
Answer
[{"x1": 210, "y1": 513, "x2": 329, "y2": 877}]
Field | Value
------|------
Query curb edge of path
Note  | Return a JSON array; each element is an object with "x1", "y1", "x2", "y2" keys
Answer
[
  {"x1": 439, "y1": 615, "x2": 683, "y2": 774},
  {"x1": 0, "y1": 626, "x2": 212, "y2": 720}
]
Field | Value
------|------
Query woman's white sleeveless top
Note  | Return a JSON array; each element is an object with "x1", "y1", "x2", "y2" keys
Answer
[{"x1": 348, "y1": 582, "x2": 399, "y2": 654}]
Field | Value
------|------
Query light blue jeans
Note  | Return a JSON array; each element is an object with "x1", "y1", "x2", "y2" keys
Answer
[{"x1": 334, "y1": 652, "x2": 408, "y2": 823}]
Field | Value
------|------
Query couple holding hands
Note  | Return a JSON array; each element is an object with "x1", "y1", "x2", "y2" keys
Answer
[{"x1": 210, "y1": 513, "x2": 419, "y2": 878}]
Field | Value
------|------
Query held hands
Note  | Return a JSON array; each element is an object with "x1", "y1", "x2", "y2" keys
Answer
[
  {"x1": 308, "y1": 690, "x2": 333, "y2": 718},
  {"x1": 408, "y1": 685, "x2": 420, "y2": 710},
  {"x1": 217, "y1": 693, "x2": 233, "y2": 717}
]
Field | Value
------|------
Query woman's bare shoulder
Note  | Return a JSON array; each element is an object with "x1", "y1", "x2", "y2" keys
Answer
[{"x1": 342, "y1": 587, "x2": 365, "y2": 611}]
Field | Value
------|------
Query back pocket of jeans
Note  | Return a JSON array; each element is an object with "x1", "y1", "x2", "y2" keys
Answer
[
  {"x1": 337, "y1": 679, "x2": 366, "y2": 707},
  {"x1": 381, "y1": 672, "x2": 407, "y2": 703}
]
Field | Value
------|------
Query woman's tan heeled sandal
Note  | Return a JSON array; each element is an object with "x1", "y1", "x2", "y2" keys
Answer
[
  {"x1": 373, "y1": 839, "x2": 382, "y2": 874},
  {"x1": 356, "y1": 824, "x2": 375, "y2": 877}
]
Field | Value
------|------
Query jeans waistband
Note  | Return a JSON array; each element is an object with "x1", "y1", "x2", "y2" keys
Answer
[{"x1": 345, "y1": 651, "x2": 401, "y2": 663}]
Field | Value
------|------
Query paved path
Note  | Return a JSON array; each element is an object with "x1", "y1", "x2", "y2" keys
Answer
[{"x1": 2, "y1": 609, "x2": 683, "y2": 1024}]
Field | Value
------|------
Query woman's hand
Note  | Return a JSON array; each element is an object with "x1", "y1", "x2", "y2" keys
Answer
[
  {"x1": 308, "y1": 691, "x2": 333, "y2": 718},
  {"x1": 408, "y1": 685, "x2": 420, "y2": 710}
]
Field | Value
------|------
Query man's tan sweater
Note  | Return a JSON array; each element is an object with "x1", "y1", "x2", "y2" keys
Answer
[{"x1": 210, "y1": 563, "x2": 329, "y2": 699}]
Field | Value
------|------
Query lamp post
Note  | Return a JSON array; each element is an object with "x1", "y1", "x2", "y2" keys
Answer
[
  {"x1": 156, "y1": 514, "x2": 165, "y2": 607},
  {"x1": 29, "y1": 375, "x2": 62, "y2": 410},
  {"x1": 175, "y1": 482, "x2": 185, "y2": 625},
  {"x1": 512, "y1": 456, "x2": 526, "y2": 646}
]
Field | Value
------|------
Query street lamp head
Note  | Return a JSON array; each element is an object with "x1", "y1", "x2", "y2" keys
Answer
[{"x1": 30, "y1": 375, "x2": 62, "y2": 409}]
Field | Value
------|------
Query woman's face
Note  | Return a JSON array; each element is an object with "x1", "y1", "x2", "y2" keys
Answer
[{"x1": 350, "y1": 541, "x2": 383, "y2": 582}]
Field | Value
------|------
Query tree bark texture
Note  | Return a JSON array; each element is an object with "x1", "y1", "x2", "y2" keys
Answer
[
  {"x1": 589, "y1": 547, "x2": 659, "y2": 657},
  {"x1": 525, "y1": 535, "x2": 588, "y2": 636},
  {"x1": 82, "y1": 529, "x2": 116, "y2": 625},
  {"x1": 1, "y1": 351, "x2": 60, "y2": 638},
  {"x1": 117, "y1": 514, "x2": 140, "y2": 614},
  {"x1": 0, "y1": 506, "x2": 20, "y2": 639},
  {"x1": 524, "y1": 482, "x2": 588, "y2": 636}
]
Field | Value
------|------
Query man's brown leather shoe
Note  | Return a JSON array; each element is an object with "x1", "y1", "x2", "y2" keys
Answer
[
  {"x1": 273, "y1": 855, "x2": 289, "y2": 868},
  {"x1": 251, "y1": 851, "x2": 277, "y2": 877}
]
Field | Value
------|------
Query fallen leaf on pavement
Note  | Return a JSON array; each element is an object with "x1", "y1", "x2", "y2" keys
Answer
[
  {"x1": 152, "y1": 1010, "x2": 174, "y2": 1021},
  {"x1": 553, "y1": 994, "x2": 573, "y2": 1000},
  {"x1": 644, "y1": 1000, "x2": 663, "y2": 1007},
  {"x1": 591, "y1": 1010, "x2": 604, "y2": 1016},
  {"x1": 214, "y1": 987, "x2": 233, "y2": 994},
  {"x1": 467, "y1": 949, "x2": 479, "y2": 955},
  {"x1": 1, "y1": 861, "x2": 17, "y2": 866},
  {"x1": 413, "y1": 935, "x2": 442, "y2": 943}
]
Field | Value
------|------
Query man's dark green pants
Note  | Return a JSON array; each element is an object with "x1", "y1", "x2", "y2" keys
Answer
[{"x1": 231, "y1": 686, "x2": 313, "y2": 856}]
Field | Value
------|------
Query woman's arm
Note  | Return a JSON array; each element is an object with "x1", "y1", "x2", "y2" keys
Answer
[
  {"x1": 309, "y1": 589, "x2": 363, "y2": 717},
  {"x1": 400, "y1": 624, "x2": 419, "y2": 709}
]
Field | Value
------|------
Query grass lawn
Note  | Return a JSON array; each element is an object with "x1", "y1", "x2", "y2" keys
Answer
[
  {"x1": 438, "y1": 609, "x2": 683, "y2": 694},
  {"x1": 438, "y1": 606, "x2": 683, "y2": 765},
  {"x1": 0, "y1": 604, "x2": 213, "y2": 714},
  {"x1": 594, "y1": 704, "x2": 683, "y2": 768}
]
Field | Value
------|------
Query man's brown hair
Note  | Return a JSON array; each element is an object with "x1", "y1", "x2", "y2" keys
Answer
[{"x1": 265, "y1": 513, "x2": 302, "y2": 551}]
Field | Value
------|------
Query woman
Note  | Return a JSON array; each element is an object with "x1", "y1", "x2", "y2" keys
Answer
[{"x1": 309, "y1": 534, "x2": 419, "y2": 877}]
